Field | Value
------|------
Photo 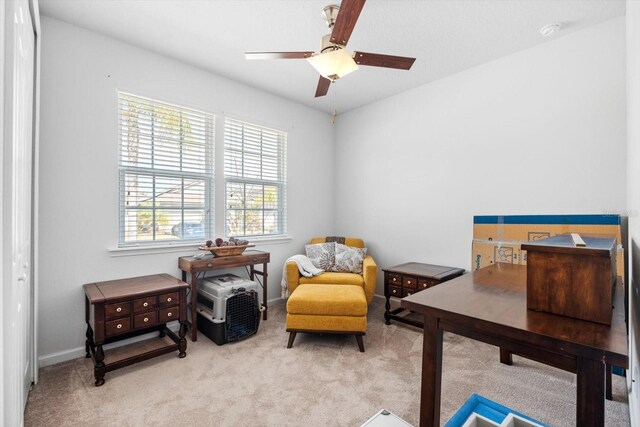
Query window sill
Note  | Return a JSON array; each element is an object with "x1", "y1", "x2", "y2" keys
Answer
[
  {"x1": 245, "y1": 235, "x2": 293, "y2": 245},
  {"x1": 108, "y1": 235, "x2": 293, "y2": 257},
  {"x1": 108, "y1": 242, "x2": 202, "y2": 257}
]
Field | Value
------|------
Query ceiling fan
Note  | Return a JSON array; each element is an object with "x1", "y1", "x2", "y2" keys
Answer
[{"x1": 245, "y1": 0, "x2": 416, "y2": 98}]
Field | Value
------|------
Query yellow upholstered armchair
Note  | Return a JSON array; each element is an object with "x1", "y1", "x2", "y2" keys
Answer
[{"x1": 285, "y1": 237, "x2": 377, "y2": 352}]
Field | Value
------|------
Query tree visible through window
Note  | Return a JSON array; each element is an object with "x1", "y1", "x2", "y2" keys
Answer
[
  {"x1": 224, "y1": 118, "x2": 287, "y2": 237},
  {"x1": 118, "y1": 93, "x2": 214, "y2": 245}
]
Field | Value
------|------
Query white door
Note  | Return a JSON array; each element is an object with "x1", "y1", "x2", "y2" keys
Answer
[{"x1": 3, "y1": 0, "x2": 35, "y2": 424}]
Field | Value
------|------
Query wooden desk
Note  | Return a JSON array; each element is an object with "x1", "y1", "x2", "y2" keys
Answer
[
  {"x1": 383, "y1": 262, "x2": 464, "y2": 328},
  {"x1": 178, "y1": 250, "x2": 270, "y2": 341},
  {"x1": 401, "y1": 263, "x2": 628, "y2": 427},
  {"x1": 83, "y1": 274, "x2": 189, "y2": 386}
]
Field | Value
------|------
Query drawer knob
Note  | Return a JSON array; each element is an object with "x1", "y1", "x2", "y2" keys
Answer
[
  {"x1": 167, "y1": 312, "x2": 172, "y2": 317},
  {"x1": 407, "y1": 292, "x2": 412, "y2": 296},
  {"x1": 392, "y1": 278, "x2": 396, "y2": 282},
  {"x1": 407, "y1": 280, "x2": 412, "y2": 284},
  {"x1": 116, "y1": 307, "x2": 122, "y2": 312},
  {"x1": 117, "y1": 324, "x2": 122, "y2": 329},
  {"x1": 392, "y1": 290, "x2": 396, "y2": 294},
  {"x1": 144, "y1": 317, "x2": 149, "y2": 323},
  {"x1": 423, "y1": 284, "x2": 427, "y2": 288},
  {"x1": 207, "y1": 263, "x2": 213, "y2": 268},
  {"x1": 167, "y1": 297, "x2": 172, "y2": 302},
  {"x1": 143, "y1": 302, "x2": 148, "y2": 307}
]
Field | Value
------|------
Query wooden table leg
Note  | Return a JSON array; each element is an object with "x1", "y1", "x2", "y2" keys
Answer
[
  {"x1": 500, "y1": 348, "x2": 513, "y2": 365},
  {"x1": 178, "y1": 321, "x2": 187, "y2": 358},
  {"x1": 384, "y1": 293, "x2": 391, "y2": 325},
  {"x1": 179, "y1": 287, "x2": 188, "y2": 357},
  {"x1": 576, "y1": 356, "x2": 605, "y2": 427},
  {"x1": 606, "y1": 364, "x2": 612, "y2": 401},
  {"x1": 94, "y1": 344, "x2": 105, "y2": 387},
  {"x1": 420, "y1": 314, "x2": 443, "y2": 427},
  {"x1": 262, "y1": 262, "x2": 268, "y2": 320},
  {"x1": 85, "y1": 296, "x2": 93, "y2": 358},
  {"x1": 190, "y1": 272, "x2": 198, "y2": 342},
  {"x1": 85, "y1": 323, "x2": 94, "y2": 358}
]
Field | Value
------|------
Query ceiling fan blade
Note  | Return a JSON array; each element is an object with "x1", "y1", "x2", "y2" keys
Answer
[
  {"x1": 315, "y1": 76, "x2": 331, "y2": 98},
  {"x1": 330, "y1": 0, "x2": 366, "y2": 46},
  {"x1": 353, "y1": 51, "x2": 416, "y2": 70},
  {"x1": 245, "y1": 51, "x2": 314, "y2": 60}
]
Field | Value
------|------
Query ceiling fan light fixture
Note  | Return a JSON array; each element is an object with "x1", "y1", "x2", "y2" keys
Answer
[
  {"x1": 322, "y1": 4, "x2": 340, "y2": 28},
  {"x1": 306, "y1": 48, "x2": 359, "y2": 81}
]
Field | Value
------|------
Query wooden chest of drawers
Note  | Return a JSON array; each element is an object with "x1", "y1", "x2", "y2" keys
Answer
[
  {"x1": 383, "y1": 262, "x2": 465, "y2": 328},
  {"x1": 83, "y1": 274, "x2": 189, "y2": 386},
  {"x1": 522, "y1": 234, "x2": 617, "y2": 325}
]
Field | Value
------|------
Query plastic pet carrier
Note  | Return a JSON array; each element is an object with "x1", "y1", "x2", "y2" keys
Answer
[{"x1": 196, "y1": 274, "x2": 261, "y2": 345}]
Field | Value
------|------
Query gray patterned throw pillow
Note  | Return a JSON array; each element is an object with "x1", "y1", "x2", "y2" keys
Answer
[
  {"x1": 333, "y1": 243, "x2": 367, "y2": 274},
  {"x1": 305, "y1": 243, "x2": 336, "y2": 270}
]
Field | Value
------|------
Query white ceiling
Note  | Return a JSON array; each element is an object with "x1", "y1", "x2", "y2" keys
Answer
[{"x1": 39, "y1": 0, "x2": 625, "y2": 114}]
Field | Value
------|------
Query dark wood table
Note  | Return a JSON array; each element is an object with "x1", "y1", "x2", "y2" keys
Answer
[
  {"x1": 401, "y1": 263, "x2": 628, "y2": 427},
  {"x1": 83, "y1": 274, "x2": 189, "y2": 386},
  {"x1": 178, "y1": 250, "x2": 270, "y2": 341},
  {"x1": 383, "y1": 262, "x2": 465, "y2": 328}
]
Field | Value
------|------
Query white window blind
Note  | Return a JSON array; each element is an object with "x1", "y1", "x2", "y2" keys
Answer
[
  {"x1": 118, "y1": 92, "x2": 214, "y2": 245},
  {"x1": 224, "y1": 118, "x2": 287, "y2": 237}
]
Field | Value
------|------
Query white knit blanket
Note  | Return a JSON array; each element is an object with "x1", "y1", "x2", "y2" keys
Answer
[{"x1": 281, "y1": 255, "x2": 324, "y2": 299}]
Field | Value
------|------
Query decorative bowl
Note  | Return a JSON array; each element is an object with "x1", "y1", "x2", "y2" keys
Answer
[{"x1": 198, "y1": 244, "x2": 255, "y2": 257}]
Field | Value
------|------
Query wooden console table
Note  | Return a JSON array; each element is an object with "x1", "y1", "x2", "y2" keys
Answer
[
  {"x1": 401, "y1": 263, "x2": 628, "y2": 427},
  {"x1": 383, "y1": 262, "x2": 464, "y2": 328},
  {"x1": 178, "y1": 250, "x2": 270, "y2": 341},
  {"x1": 83, "y1": 274, "x2": 188, "y2": 386}
]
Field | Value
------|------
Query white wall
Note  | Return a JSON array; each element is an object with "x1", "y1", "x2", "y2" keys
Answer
[
  {"x1": 334, "y1": 17, "x2": 627, "y2": 295},
  {"x1": 38, "y1": 17, "x2": 334, "y2": 364},
  {"x1": 39, "y1": 13, "x2": 629, "y2": 369},
  {"x1": 626, "y1": 1, "x2": 640, "y2": 424},
  {"x1": 0, "y1": 0, "x2": 6, "y2": 420}
]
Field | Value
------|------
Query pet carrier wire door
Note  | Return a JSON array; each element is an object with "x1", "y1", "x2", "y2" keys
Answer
[
  {"x1": 225, "y1": 289, "x2": 261, "y2": 342},
  {"x1": 195, "y1": 274, "x2": 261, "y2": 345}
]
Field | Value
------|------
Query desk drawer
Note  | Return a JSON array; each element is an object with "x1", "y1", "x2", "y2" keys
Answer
[
  {"x1": 159, "y1": 292, "x2": 179, "y2": 308},
  {"x1": 158, "y1": 306, "x2": 179, "y2": 323},
  {"x1": 106, "y1": 317, "x2": 131, "y2": 336},
  {"x1": 403, "y1": 276, "x2": 417, "y2": 289},
  {"x1": 417, "y1": 278, "x2": 439, "y2": 290},
  {"x1": 402, "y1": 288, "x2": 415, "y2": 298},
  {"x1": 133, "y1": 296, "x2": 157, "y2": 313},
  {"x1": 105, "y1": 301, "x2": 130, "y2": 319},
  {"x1": 387, "y1": 273, "x2": 402, "y2": 286},
  {"x1": 134, "y1": 311, "x2": 158, "y2": 329},
  {"x1": 388, "y1": 285, "x2": 402, "y2": 298}
]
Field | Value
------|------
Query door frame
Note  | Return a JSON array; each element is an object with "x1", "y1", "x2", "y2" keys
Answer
[
  {"x1": 0, "y1": 0, "x2": 40, "y2": 422},
  {"x1": 28, "y1": 0, "x2": 40, "y2": 387}
]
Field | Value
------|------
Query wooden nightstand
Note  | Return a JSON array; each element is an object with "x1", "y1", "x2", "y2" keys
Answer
[
  {"x1": 383, "y1": 262, "x2": 464, "y2": 328},
  {"x1": 83, "y1": 274, "x2": 189, "y2": 386}
]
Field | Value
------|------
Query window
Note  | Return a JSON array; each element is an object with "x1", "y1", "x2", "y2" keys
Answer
[
  {"x1": 118, "y1": 92, "x2": 214, "y2": 245},
  {"x1": 224, "y1": 118, "x2": 287, "y2": 237}
]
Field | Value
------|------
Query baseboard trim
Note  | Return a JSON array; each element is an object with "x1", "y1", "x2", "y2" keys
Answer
[
  {"x1": 631, "y1": 388, "x2": 638, "y2": 427},
  {"x1": 39, "y1": 295, "x2": 362, "y2": 367},
  {"x1": 39, "y1": 323, "x2": 181, "y2": 368},
  {"x1": 267, "y1": 296, "x2": 283, "y2": 305},
  {"x1": 39, "y1": 347, "x2": 86, "y2": 368}
]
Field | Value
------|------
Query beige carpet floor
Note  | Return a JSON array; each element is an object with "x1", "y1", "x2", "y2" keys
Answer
[{"x1": 25, "y1": 299, "x2": 630, "y2": 427}]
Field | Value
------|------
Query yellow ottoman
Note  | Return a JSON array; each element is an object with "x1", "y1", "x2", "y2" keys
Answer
[{"x1": 286, "y1": 284, "x2": 368, "y2": 352}]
